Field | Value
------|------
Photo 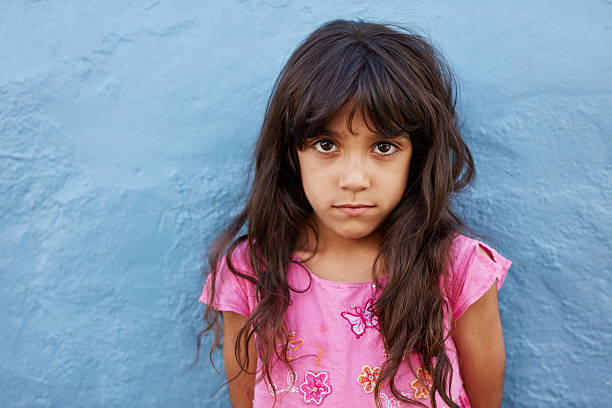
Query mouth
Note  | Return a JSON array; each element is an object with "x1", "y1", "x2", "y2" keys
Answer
[{"x1": 333, "y1": 204, "x2": 375, "y2": 216}]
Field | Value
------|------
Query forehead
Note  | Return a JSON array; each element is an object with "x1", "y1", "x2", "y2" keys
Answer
[{"x1": 322, "y1": 107, "x2": 409, "y2": 141}]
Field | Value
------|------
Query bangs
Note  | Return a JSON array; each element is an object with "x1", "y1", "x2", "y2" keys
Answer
[{"x1": 285, "y1": 35, "x2": 425, "y2": 150}]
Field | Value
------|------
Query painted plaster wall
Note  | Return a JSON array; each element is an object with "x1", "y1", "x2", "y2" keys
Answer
[{"x1": 1, "y1": 1, "x2": 610, "y2": 407}]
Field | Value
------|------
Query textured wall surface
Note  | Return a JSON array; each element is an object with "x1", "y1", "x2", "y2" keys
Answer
[{"x1": 1, "y1": 1, "x2": 611, "y2": 407}]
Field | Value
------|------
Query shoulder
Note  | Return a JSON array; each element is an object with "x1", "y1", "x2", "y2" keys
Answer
[
  {"x1": 449, "y1": 233, "x2": 477, "y2": 256},
  {"x1": 200, "y1": 238, "x2": 258, "y2": 316},
  {"x1": 445, "y1": 233, "x2": 513, "y2": 321},
  {"x1": 448, "y1": 233, "x2": 500, "y2": 270},
  {"x1": 210, "y1": 239, "x2": 257, "y2": 294},
  {"x1": 447, "y1": 233, "x2": 477, "y2": 274},
  {"x1": 221, "y1": 238, "x2": 256, "y2": 278}
]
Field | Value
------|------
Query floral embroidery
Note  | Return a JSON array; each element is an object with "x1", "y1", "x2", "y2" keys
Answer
[
  {"x1": 379, "y1": 392, "x2": 401, "y2": 408},
  {"x1": 341, "y1": 298, "x2": 379, "y2": 338},
  {"x1": 299, "y1": 370, "x2": 332, "y2": 405},
  {"x1": 357, "y1": 365, "x2": 381, "y2": 393},
  {"x1": 275, "y1": 332, "x2": 304, "y2": 361},
  {"x1": 410, "y1": 366, "x2": 433, "y2": 399},
  {"x1": 266, "y1": 371, "x2": 299, "y2": 395},
  {"x1": 380, "y1": 391, "x2": 411, "y2": 408}
]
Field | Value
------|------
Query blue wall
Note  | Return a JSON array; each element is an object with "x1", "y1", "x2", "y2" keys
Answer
[{"x1": 1, "y1": 1, "x2": 610, "y2": 407}]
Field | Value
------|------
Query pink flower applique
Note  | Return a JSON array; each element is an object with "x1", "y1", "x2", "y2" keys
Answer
[
  {"x1": 410, "y1": 366, "x2": 433, "y2": 399},
  {"x1": 340, "y1": 298, "x2": 379, "y2": 338},
  {"x1": 275, "y1": 331, "x2": 304, "y2": 361},
  {"x1": 299, "y1": 370, "x2": 332, "y2": 405}
]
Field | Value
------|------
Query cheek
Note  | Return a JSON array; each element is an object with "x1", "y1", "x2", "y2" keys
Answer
[
  {"x1": 303, "y1": 174, "x2": 328, "y2": 207},
  {"x1": 385, "y1": 157, "x2": 411, "y2": 203},
  {"x1": 298, "y1": 155, "x2": 326, "y2": 205}
]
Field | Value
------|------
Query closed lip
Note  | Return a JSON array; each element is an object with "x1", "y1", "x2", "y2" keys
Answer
[{"x1": 333, "y1": 203, "x2": 375, "y2": 208}]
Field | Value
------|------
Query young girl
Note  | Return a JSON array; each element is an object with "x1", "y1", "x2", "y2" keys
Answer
[{"x1": 195, "y1": 18, "x2": 512, "y2": 408}]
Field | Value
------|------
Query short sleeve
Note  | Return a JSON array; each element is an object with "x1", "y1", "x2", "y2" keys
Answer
[
  {"x1": 446, "y1": 235, "x2": 513, "y2": 321},
  {"x1": 198, "y1": 241, "x2": 255, "y2": 318}
]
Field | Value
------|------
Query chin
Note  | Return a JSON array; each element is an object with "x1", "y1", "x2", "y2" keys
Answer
[{"x1": 336, "y1": 226, "x2": 377, "y2": 240}]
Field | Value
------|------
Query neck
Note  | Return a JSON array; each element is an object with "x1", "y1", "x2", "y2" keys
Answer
[{"x1": 295, "y1": 213, "x2": 382, "y2": 259}]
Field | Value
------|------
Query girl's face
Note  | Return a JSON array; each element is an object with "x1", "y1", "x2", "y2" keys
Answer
[{"x1": 297, "y1": 105, "x2": 412, "y2": 244}]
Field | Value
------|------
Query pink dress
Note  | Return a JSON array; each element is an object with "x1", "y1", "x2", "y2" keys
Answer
[{"x1": 199, "y1": 234, "x2": 512, "y2": 407}]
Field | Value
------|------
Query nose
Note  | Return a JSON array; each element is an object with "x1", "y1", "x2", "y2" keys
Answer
[{"x1": 338, "y1": 156, "x2": 370, "y2": 191}]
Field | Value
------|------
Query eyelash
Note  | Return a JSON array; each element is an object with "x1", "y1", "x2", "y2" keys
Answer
[{"x1": 312, "y1": 139, "x2": 400, "y2": 157}]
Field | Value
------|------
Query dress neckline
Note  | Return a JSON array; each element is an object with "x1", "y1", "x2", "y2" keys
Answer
[{"x1": 290, "y1": 251, "x2": 386, "y2": 288}]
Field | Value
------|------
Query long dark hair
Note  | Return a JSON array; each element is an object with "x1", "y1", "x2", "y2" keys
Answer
[{"x1": 195, "y1": 18, "x2": 481, "y2": 408}]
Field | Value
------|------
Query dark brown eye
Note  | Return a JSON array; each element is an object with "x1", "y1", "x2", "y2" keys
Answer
[
  {"x1": 314, "y1": 140, "x2": 338, "y2": 153},
  {"x1": 374, "y1": 142, "x2": 398, "y2": 155}
]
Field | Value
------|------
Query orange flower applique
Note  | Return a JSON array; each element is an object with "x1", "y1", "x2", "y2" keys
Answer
[
  {"x1": 357, "y1": 365, "x2": 381, "y2": 393},
  {"x1": 275, "y1": 331, "x2": 304, "y2": 361},
  {"x1": 410, "y1": 366, "x2": 433, "y2": 399}
]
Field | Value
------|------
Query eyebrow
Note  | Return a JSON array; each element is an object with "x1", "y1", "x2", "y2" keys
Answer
[{"x1": 321, "y1": 129, "x2": 409, "y2": 140}]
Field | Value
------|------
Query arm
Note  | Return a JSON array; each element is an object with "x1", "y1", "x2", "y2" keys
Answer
[
  {"x1": 222, "y1": 311, "x2": 257, "y2": 408},
  {"x1": 452, "y1": 279, "x2": 506, "y2": 408}
]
